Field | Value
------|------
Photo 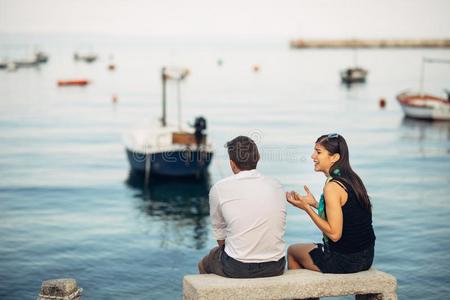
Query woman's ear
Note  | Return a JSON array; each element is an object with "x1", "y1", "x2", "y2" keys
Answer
[{"x1": 331, "y1": 153, "x2": 340, "y2": 164}]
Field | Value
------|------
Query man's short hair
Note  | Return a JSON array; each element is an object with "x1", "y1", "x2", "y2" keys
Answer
[{"x1": 225, "y1": 136, "x2": 260, "y2": 170}]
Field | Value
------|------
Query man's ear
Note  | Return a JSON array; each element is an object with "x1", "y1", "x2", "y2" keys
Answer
[{"x1": 230, "y1": 160, "x2": 239, "y2": 173}]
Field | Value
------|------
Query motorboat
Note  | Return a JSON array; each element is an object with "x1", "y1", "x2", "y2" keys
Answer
[
  {"x1": 340, "y1": 48, "x2": 368, "y2": 84},
  {"x1": 74, "y1": 52, "x2": 98, "y2": 63},
  {"x1": 124, "y1": 67, "x2": 213, "y2": 178},
  {"x1": 0, "y1": 51, "x2": 49, "y2": 70},
  {"x1": 340, "y1": 67, "x2": 368, "y2": 84}
]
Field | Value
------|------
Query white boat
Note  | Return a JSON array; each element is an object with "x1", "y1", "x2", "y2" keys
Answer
[
  {"x1": 396, "y1": 57, "x2": 450, "y2": 121},
  {"x1": 397, "y1": 91, "x2": 450, "y2": 121}
]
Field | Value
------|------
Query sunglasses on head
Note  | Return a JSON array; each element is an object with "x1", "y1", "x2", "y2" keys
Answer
[{"x1": 327, "y1": 133, "x2": 339, "y2": 139}]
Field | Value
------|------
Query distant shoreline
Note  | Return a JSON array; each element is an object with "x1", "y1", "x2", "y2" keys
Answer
[{"x1": 290, "y1": 39, "x2": 450, "y2": 48}]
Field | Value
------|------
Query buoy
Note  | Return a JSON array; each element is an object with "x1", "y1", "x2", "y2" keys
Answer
[
  {"x1": 57, "y1": 79, "x2": 89, "y2": 86},
  {"x1": 379, "y1": 98, "x2": 386, "y2": 108},
  {"x1": 108, "y1": 64, "x2": 116, "y2": 71},
  {"x1": 252, "y1": 64, "x2": 260, "y2": 72},
  {"x1": 112, "y1": 95, "x2": 118, "y2": 103},
  {"x1": 217, "y1": 59, "x2": 223, "y2": 66}
]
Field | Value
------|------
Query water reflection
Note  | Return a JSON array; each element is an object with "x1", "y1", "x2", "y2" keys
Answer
[
  {"x1": 400, "y1": 117, "x2": 450, "y2": 156},
  {"x1": 400, "y1": 117, "x2": 450, "y2": 141},
  {"x1": 126, "y1": 172, "x2": 211, "y2": 249}
]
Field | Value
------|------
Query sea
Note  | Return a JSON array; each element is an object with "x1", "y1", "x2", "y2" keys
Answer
[{"x1": 1, "y1": 34, "x2": 449, "y2": 299}]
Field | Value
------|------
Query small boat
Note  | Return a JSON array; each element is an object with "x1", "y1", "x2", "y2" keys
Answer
[
  {"x1": 124, "y1": 67, "x2": 213, "y2": 178},
  {"x1": 1, "y1": 52, "x2": 49, "y2": 70},
  {"x1": 57, "y1": 79, "x2": 90, "y2": 86},
  {"x1": 340, "y1": 48, "x2": 368, "y2": 84},
  {"x1": 396, "y1": 91, "x2": 450, "y2": 121},
  {"x1": 396, "y1": 57, "x2": 450, "y2": 121},
  {"x1": 35, "y1": 51, "x2": 49, "y2": 63},
  {"x1": 74, "y1": 52, "x2": 97, "y2": 63},
  {"x1": 340, "y1": 67, "x2": 368, "y2": 84}
]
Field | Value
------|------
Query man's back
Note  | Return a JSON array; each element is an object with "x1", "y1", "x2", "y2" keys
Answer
[{"x1": 210, "y1": 169, "x2": 286, "y2": 263}]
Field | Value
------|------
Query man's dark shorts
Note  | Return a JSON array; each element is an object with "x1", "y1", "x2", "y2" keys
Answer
[{"x1": 200, "y1": 245, "x2": 285, "y2": 278}]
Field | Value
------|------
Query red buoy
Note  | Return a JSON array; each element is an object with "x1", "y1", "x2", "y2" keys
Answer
[
  {"x1": 57, "y1": 79, "x2": 89, "y2": 86},
  {"x1": 379, "y1": 98, "x2": 386, "y2": 108}
]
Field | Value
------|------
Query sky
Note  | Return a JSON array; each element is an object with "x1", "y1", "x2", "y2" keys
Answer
[{"x1": 1, "y1": 0, "x2": 450, "y2": 38}]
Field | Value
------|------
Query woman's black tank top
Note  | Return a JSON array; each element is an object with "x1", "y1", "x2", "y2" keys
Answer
[{"x1": 327, "y1": 178, "x2": 376, "y2": 254}]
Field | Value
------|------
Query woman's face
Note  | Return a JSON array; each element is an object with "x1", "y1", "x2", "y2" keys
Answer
[{"x1": 311, "y1": 143, "x2": 334, "y2": 175}]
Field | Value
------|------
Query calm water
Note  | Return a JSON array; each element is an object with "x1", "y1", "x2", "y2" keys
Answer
[{"x1": 1, "y1": 35, "x2": 450, "y2": 299}]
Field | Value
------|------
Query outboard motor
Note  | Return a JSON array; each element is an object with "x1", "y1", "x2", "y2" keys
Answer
[
  {"x1": 444, "y1": 89, "x2": 450, "y2": 101},
  {"x1": 194, "y1": 116, "x2": 207, "y2": 131},
  {"x1": 193, "y1": 116, "x2": 207, "y2": 146}
]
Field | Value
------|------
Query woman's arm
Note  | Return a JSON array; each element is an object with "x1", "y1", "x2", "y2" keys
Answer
[{"x1": 287, "y1": 182, "x2": 344, "y2": 242}]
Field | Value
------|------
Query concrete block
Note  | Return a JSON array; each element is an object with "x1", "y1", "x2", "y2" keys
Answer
[{"x1": 183, "y1": 268, "x2": 396, "y2": 300}]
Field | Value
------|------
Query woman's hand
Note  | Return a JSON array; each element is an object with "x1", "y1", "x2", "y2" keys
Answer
[
  {"x1": 301, "y1": 185, "x2": 317, "y2": 208},
  {"x1": 286, "y1": 191, "x2": 309, "y2": 211}
]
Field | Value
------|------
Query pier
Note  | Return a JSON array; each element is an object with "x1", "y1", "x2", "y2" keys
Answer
[{"x1": 290, "y1": 38, "x2": 450, "y2": 48}]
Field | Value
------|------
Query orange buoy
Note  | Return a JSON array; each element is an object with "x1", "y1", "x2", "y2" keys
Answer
[
  {"x1": 57, "y1": 79, "x2": 89, "y2": 86},
  {"x1": 379, "y1": 98, "x2": 386, "y2": 108},
  {"x1": 252, "y1": 64, "x2": 260, "y2": 72},
  {"x1": 112, "y1": 95, "x2": 118, "y2": 103}
]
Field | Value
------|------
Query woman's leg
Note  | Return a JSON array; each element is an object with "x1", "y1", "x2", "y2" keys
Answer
[{"x1": 287, "y1": 243, "x2": 320, "y2": 271}]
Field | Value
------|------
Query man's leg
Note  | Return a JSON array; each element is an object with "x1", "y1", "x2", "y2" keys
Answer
[
  {"x1": 198, "y1": 256, "x2": 207, "y2": 274},
  {"x1": 197, "y1": 246, "x2": 226, "y2": 276}
]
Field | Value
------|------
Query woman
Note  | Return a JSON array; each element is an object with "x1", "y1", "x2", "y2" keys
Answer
[{"x1": 286, "y1": 133, "x2": 375, "y2": 273}]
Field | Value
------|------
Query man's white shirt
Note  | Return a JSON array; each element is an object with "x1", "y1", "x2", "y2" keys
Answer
[{"x1": 209, "y1": 169, "x2": 286, "y2": 263}]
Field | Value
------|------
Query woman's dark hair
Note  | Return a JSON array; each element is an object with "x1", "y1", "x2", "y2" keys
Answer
[{"x1": 316, "y1": 134, "x2": 372, "y2": 212}]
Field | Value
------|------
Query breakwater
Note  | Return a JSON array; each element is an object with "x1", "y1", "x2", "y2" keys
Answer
[{"x1": 290, "y1": 38, "x2": 450, "y2": 48}]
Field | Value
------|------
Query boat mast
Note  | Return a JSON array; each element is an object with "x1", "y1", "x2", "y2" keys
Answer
[
  {"x1": 176, "y1": 80, "x2": 182, "y2": 131},
  {"x1": 420, "y1": 57, "x2": 450, "y2": 97},
  {"x1": 353, "y1": 47, "x2": 358, "y2": 68},
  {"x1": 419, "y1": 57, "x2": 425, "y2": 97},
  {"x1": 161, "y1": 67, "x2": 167, "y2": 127}
]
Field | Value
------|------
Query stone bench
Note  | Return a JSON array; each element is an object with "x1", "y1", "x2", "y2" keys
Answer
[{"x1": 183, "y1": 268, "x2": 397, "y2": 300}]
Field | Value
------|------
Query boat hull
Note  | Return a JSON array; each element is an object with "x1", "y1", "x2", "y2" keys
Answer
[
  {"x1": 126, "y1": 148, "x2": 213, "y2": 177},
  {"x1": 397, "y1": 92, "x2": 450, "y2": 121}
]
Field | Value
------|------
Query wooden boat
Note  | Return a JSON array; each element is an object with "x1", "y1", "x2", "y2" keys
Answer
[
  {"x1": 124, "y1": 67, "x2": 213, "y2": 178},
  {"x1": 396, "y1": 57, "x2": 450, "y2": 120},
  {"x1": 57, "y1": 79, "x2": 90, "y2": 86},
  {"x1": 396, "y1": 91, "x2": 450, "y2": 121}
]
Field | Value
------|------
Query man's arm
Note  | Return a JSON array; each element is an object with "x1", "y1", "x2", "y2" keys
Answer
[{"x1": 209, "y1": 186, "x2": 227, "y2": 242}]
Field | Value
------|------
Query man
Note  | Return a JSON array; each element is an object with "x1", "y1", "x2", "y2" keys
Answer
[{"x1": 198, "y1": 136, "x2": 286, "y2": 278}]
